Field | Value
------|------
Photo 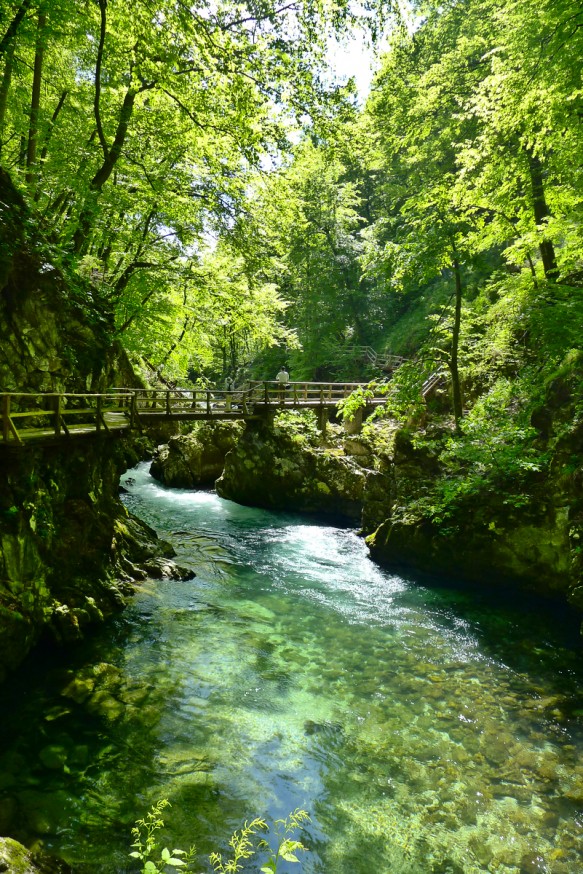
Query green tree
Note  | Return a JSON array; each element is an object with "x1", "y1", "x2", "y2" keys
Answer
[
  {"x1": 362, "y1": 0, "x2": 583, "y2": 422},
  {"x1": 0, "y1": 0, "x2": 397, "y2": 380}
]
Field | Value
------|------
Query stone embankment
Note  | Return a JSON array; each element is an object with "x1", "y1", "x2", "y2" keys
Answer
[
  {"x1": 151, "y1": 421, "x2": 244, "y2": 489},
  {"x1": 365, "y1": 358, "x2": 583, "y2": 619},
  {"x1": 150, "y1": 413, "x2": 391, "y2": 528}
]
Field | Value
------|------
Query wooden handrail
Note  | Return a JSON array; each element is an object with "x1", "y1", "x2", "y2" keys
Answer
[
  {"x1": 0, "y1": 383, "x2": 390, "y2": 445},
  {"x1": 0, "y1": 391, "x2": 135, "y2": 444}
]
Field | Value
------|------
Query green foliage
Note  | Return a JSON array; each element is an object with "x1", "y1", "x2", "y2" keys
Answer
[
  {"x1": 337, "y1": 382, "x2": 385, "y2": 422},
  {"x1": 0, "y1": 0, "x2": 396, "y2": 383},
  {"x1": 129, "y1": 800, "x2": 195, "y2": 873},
  {"x1": 398, "y1": 374, "x2": 555, "y2": 527},
  {"x1": 257, "y1": 809, "x2": 311, "y2": 873},
  {"x1": 209, "y1": 819, "x2": 268, "y2": 873},
  {"x1": 129, "y1": 801, "x2": 310, "y2": 874},
  {"x1": 273, "y1": 410, "x2": 321, "y2": 445}
]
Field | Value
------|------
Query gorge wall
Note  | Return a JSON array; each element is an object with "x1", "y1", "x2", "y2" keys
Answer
[{"x1": 0, "y1": 169, "x2": 177, "y2": 686}]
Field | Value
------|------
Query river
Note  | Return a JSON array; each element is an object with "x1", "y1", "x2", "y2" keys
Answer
[{"x1": 0, "y1": 461, "x2": 582, "y2": 873}]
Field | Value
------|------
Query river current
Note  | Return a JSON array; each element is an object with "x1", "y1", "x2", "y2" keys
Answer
[{"x1": 0, "y1": 461, "x2": 582, "y2": 873}]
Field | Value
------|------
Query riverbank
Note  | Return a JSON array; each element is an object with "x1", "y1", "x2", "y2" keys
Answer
[{"x1": 154, "y1": 390, "x2": 582, "y2": 628}]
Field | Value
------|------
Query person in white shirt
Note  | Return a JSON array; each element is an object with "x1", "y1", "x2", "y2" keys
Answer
[{"x1": 276, "y1": 367, "x2": 289, "y2": 400}]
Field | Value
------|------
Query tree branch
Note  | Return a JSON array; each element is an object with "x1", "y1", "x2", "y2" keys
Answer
[{"x1": 0, "y1": 0, "x2": 34, "y2": 56}]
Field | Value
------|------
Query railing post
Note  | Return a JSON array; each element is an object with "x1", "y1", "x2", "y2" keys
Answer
[
  {"x1": 2, "y1": 395, "x2": 9, "y2": 442},
  {"x1": 166, "y1": 391, "x2": 171, "y2": 416},
  {"x1": 96, "y1": 395, "x2": 102, "y2": 432},
  {"x1": 319, "y1": 407, "x2": 328, "y2": 438},
  {"x1": 206, "y1": 391, "x2": 211, "y2": 415},
  {"x1": 264, "y1": 382, "x2": 269, "y2": 405},
  {"x1": 54, "y1": 394, "x2": 62, "y2": 436},
  {"x1": 130, "y1": 392, "x2": 137, "y2": 428}
]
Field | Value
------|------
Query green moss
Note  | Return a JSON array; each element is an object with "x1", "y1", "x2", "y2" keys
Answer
[{"x1": 0, "y1": 837, "x2": 39, "y2": 873}]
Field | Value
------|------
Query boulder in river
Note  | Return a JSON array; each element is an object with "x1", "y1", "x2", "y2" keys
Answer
[
  {"x1": 216, "y1": 413, "x2": 370, "y2": 520},
  {"x1": 151, "y1": 421, "x2": 244, "y2": 488}
]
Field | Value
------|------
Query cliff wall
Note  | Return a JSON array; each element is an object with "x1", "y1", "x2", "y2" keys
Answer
[{"x1": 0, "y1": 170, "x2": 171, "y2": 684}]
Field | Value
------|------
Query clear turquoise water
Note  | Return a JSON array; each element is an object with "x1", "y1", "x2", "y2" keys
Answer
[{"x1": 0, "y1": 461, "x2": 582, "y2": 873}]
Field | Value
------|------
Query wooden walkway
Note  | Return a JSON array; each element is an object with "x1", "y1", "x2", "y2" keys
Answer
[{"x1": 0, "y1": 382, "x2": 386, "y2": 446}]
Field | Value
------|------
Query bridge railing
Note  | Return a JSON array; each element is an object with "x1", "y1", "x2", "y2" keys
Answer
[
  {"x1": 131, "y1": 387, "x2": 253, "y2": 416},
  {"x1": 130, "y1": 383, "x2": 377, "y2": 416},
  {"x1": 1, "y1": 392, "x2": 135, "y2": 444},
  {"x1": 1, "y1": 382, "x2": 388, "y2": 444},
  {"x1": 246, "y1": 381, "x2": 371, "y2": 406},
  {"x1": 342, "y1": 347, "x2": 408, "y2": 370}
]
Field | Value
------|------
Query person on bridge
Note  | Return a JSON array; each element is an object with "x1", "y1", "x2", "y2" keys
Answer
[
  {"x1": 224, "y1": 375, "x2": 234, "y2": 410},
  {"x1": 276, "y1": 366, "x2": 289, "y2": 401}
]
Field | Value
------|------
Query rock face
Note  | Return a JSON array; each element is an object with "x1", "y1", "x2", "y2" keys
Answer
[
  {"x1": 0, "y1": 420, "x2": 188, "y2": 687},
  {"x1": 151, "y1": 421, "x2": 244, "y2": 488},
  {"x1": 216, "y1": 415, "x2": 374, "y2": 521},
  {"x1": 0, "y1": 169, "x2": 129, "y2": 395},
  {"x1": 0, "y1": 169, "x2": 187, "y2": 685},
  {"x1": 364, "y1": 365, "x2": 583, "y2": 614},
  {"x1": 211, "y1": 391, "x2": 580, "y2": 617}
]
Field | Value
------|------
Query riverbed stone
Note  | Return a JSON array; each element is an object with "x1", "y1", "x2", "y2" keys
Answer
[
  {"x1": 39, "y1": 745, "x2": 68, "y2": 770},
  {"x1": 0, "y1": 796, "x2": 17, "y2": 833},
  {"x1": 86, "y1": 689, "x2": 125, "y2": 722}
]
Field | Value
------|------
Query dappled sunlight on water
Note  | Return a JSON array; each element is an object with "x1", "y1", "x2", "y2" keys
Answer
[{"x1": 0, "y1": 461, "x2": 581, "y2": 873}]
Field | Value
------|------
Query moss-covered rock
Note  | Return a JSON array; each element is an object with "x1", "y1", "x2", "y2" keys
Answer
[
  {"x1": 0, "y1": 836, "x2": 71, "y2": 873},
  {"x1": 0, "y1": 436, "x2": 191, "y2": 679},
  {"x1": 216, "y1": 413, "x2": 369, "y2": 520},
  {"x1": 151, "y1": 421, "x2": 244, "y2": 488},
  {"x1": 364, "y1": 357, "x2": 583, "y2": 616}
]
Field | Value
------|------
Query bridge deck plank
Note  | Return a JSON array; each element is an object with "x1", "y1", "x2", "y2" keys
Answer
[{"x1": 1, "y1": 413, "x2": 130, "y2": 445}]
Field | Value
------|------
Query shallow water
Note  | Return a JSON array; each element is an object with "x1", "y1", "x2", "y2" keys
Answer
[{"x1": 0, "y1": 461, "x2": 582, "y2": 873}]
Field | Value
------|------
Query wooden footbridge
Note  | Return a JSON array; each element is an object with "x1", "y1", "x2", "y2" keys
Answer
[{"x1": 0, "y1": 381, "x2": 388, "y2": 446}]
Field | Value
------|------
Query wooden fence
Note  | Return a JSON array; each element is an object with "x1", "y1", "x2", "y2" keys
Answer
[{"x1": 0, "y1": 391, "x2": 135, "y2": 445}]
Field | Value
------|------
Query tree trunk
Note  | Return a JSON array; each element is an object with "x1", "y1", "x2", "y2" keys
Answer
[
  {"x1": 527, "y1": 150, "x2": 559, "y2": 281},
  {"x1": 450, "y1": 256, "x2": 464, "y2": 429},
  {"x1": 0, "y1": 39, "x2": 15, "y2": 154},
  {"x1": 72, "y1": 87, "x2": 138, "y2": 253},
  {"x1": 25, "y1": 9, "x2": 47, "y2": 186},
  {"x1": 33, "y1": 88, "x2": 68, "y2": 200},
  {"x1": 0, "y1": 0, "x2": 34, "y2": 57}
]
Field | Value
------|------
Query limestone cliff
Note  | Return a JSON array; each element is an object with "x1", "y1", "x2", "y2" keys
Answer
[
  {"x1": 151, "y1": 421, "x2": 245, "y2": 489},
  {"x1": 0, "y1": 169, "x2": 177, "y2": 685},
  {"x1": 215, "y1": 413, "x2": 379, "y2": 522}
]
